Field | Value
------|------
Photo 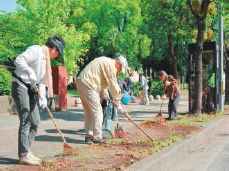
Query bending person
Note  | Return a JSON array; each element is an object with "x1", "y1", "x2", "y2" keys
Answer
[
  {"x1": 76, "y1": 56, "x2": 128, "y2": 144},
  {"x1": 158, "y1": 70, "x2": 180, "y2": 120}
]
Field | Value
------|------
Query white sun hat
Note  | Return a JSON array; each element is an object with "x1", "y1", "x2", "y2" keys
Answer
[{"x1": 118, "y1": 55, "x2": 128, "y2": 73}]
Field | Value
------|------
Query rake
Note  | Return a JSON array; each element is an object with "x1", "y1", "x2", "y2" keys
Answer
[
  {"x1": 106, "y1": 97, "x2": 154, "y2": 141},
  {"x1": 34, "y1": 85, "x2": 75, "y2": 154}
]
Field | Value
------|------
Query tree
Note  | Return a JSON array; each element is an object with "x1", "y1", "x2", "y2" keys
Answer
[
  {"x1": 140, "y1": 0, "x2": 197, "y2": 78},
  {"x1": 1, "y1": 0, "x2": 90, "y2": 75},
  {"x1": 187, "y1": 0, "x2": 226, "y2": 115},
  {"x1": 66, "y1": 0, "x2": 151, "y2": 70}
]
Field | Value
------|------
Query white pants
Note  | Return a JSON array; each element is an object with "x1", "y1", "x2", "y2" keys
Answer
[
  {"x1": 76, "y1": 79, "x2": 103, "y2": 141},
  {"x1": 141, "y1": 88, "x2": 149, "y2": 105}
]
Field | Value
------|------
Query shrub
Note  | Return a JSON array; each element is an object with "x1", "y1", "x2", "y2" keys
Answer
[
  {"x1": 0, "y1": 68, "x2": 12, "y2": 96},
  {"x1": 132, "y1": 82, "x2": 142, "y2": 96},
  {"x1": 150, "y1": 80, "x2": 164, "y2": 97}
]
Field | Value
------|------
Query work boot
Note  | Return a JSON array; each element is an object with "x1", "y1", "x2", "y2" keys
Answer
[
  {"x1": 85, "y1": 137, "x2": 93, "y2": 143},
  {"x1": 19, "y1": 153, "x2": 41, "y2": 165},
  {"x1": 93, "y1": 138, "x2": 108, "y2": 144},
  {"x1": 27, "y1": 151, "x2": 41, "y2": 162}
]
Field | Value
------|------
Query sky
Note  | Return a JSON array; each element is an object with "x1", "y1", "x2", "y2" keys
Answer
[{"x1": 0, "y1": 0, "x2": 17, "y2": 13}]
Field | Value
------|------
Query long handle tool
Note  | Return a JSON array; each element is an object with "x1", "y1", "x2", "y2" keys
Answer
[
  {"x1": 156, "y1": 97, "x2": 163, "y2": 118},
  {"x1": 34, "y1": 85, "x2": 74, "y2": 153},
  {"x1": 106, "y1": 97, "x2": 154, "y2": 141}
]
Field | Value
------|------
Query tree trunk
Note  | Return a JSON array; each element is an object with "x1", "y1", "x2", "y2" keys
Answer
[
  {"x1": 191, "y1": 19, "x2": 206, "y2": 115},
  {"x1": 168, "y1": 34, "x2": 178, "y2": 79}
]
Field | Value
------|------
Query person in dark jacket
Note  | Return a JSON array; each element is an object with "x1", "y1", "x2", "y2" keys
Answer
[{"x1": 147, "y1": 76, "x2": 152, "y2": 97}]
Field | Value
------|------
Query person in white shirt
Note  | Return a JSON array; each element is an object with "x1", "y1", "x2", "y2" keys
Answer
[
  {"x1": 139, "y1": 72, "x2": 149, "y2": 105},
  {"x1": 11, "y1": 35, "x2": 65, "y2": 166},
  {"x1": 76, "y1": 56, "x2": 128, "y2": 144}
]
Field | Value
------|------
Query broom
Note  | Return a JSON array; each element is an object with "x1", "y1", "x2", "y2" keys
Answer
[
  {"x1": 34, "y1": 85, "x2": 75, "y2": 155},
  {"x1": 106, "y1": 97, "x2": 154, "y2": 141}
]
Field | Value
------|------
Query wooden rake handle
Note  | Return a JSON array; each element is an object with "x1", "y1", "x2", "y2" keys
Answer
[
  {"x1": 106, "y1": 97, "x2": 154, "y2": 141},
  {"x1": 158, "y1": 86, "x2": 166, "y2": 115},
  {"x1": 34, "y1": 85, "x2": 67, "y2": 144},
  {"x1": 159, "y1": 97, "x2": 164, "y2": 114}
]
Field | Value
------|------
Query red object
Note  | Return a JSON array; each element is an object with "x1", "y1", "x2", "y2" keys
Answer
[{"x1": 52, "y1": 66, "x2": 67, "y2": 110}]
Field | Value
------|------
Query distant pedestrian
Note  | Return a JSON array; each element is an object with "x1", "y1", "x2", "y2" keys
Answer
[
  {"x1": 158, "y1": 70, "x2": 180, "y2": 120},
  {"x1": 139, "y1": 72, "x2": 149, "y2": 105},
  {"x1": 126, "y1": 72, "x2": 134, "y2": 96},
  {"x1": 105, "y1": 91, "x2": 118, "y2": 130},
  {"x1": 118, "y1": 79, "x2": 127, "y2": 93},
  {"x1": 147, "y1": 76, "x2": 152, "y2": 97}
]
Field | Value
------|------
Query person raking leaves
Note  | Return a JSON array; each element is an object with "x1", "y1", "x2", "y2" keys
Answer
[
  {"x1": 76, "y1": 55, "x2": 128, "y2": 144},
  {"x1": 158, "y1": 70, "x2": 180, "y2": 120},
  {"x1": 11, "y1": 35, "x2": 66, "y2": 165}
]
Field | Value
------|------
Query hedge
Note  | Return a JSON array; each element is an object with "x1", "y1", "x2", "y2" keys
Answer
[{"x1": 0, "y1": 68, "x2": 12, "y2": 96}]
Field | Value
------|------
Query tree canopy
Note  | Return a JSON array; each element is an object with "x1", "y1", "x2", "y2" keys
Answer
[{"x1": 1, "y1": 0, "x2": 228, "y2": 76}]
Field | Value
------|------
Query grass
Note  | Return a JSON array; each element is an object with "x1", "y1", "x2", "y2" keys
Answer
[
  {"x1": 67, "y1": 90, "x2": 80, "y2": 97},
  {"x1": 167, "y1": 111, "x2": 225, "y2": 127},
  {"x1": 37, "y1": 110, "x2": 225, "y2": 171}
]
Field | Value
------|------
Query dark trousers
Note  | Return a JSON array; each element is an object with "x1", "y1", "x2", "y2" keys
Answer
[
  {"x1": 148, "y1": 87, "x2": 151, "y2": 97},
  {"x1": 11, "y1": 82, "x2": 40, "y2": 157},
  {"x1": 168, "y1": 94, "x2": 180, "y2": 119}
]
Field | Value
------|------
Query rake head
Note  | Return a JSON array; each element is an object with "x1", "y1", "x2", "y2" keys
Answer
[{"x1": 114, "y1": 123, "x2": 125, "y2": 138}]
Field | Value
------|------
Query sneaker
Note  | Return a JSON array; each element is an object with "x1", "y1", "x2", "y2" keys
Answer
[
  {"x1": 85, "y1": 137, "x2": 93, "y2": 143},
  {"x1": 19, "y1": 154, "x2": 40, "y2": 165},
  {"x1": 27, "y1": 151, "x2": 41, "y2": 162},
  {"x1": 93, "y1": 138, "x2": 108, "y2": 144},
  {"x1": 165, "y1": 117, "x2": 171, "y2": 120},
  {"x1": 166, "y1": 117, "x2": 176, "y2": 121}
]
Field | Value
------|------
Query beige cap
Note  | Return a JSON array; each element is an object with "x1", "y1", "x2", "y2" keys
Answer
[{"x1": 118, "y1": 56, "x2": 128, "y2": 73}]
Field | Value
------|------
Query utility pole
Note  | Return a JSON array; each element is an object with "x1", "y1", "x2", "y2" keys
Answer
[{"x1": 217, "y1": 4, "x2": 224, "y2": 111}]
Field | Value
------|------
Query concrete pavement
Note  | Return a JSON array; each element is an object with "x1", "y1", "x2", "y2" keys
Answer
[
  {"x1": 169, "y1": 115, "x2": 229, "y2": 171},
  {"x1": 0, "y1": 90, "x2": 227, "y2": 171}
]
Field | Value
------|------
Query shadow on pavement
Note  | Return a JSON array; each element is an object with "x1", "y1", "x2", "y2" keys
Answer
[
  {"x1": 45, "y1": 129, "x2": 85, "y2": 136},
  {"x1": 0, "y1": 156, "x2": 18, "y2": 165},
  {"x1": 35, "y1": 135, "x2": 87, "y2": 144},
  {"x1": 40, "y1": 109, "x2": 85, "y2": 121}
]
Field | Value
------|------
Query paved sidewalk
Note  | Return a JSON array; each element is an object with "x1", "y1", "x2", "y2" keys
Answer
[
  {"x1": 1, "y1": 89, "x2": 224, "y2": 171},
  {"x1": 170, "y1": 115, "x2": 229, "y2": 171}
]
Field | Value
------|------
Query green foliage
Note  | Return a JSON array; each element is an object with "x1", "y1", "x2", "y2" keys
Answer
[
  {"x1": 150, "y1": 81, "x2": 164, "y2": 97},
  {"x1": 132, "y1": 82, "x2": 142, "y2": 96},
  {"x1": 140, "y1": 0, "x2": 196, "y2": 74},
  {"x1": 67, "y1": 90, "x2": 80, "y2": 97},
  {"x1": 1, "y1": 0, "x2": 225, "y2": 84},
  {"x1": 169, "y1": 135, "x2": 180, "y2": 142},
  {"x1": 180, "y1": 83, "x2": 188, "y2": 89},
  {"x1": 0, "y1": 68, "x2": 12, "y2": 96},
  {"x1": 1, "y1": 0, "x2": 89, "y2": 75}
]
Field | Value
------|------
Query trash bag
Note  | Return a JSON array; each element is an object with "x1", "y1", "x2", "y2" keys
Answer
[{"x1": 122, "y1": 91, "x2": 131, "y2": 105}]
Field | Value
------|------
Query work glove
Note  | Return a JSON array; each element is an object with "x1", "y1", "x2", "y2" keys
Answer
[
  {"x1": 39, "y1": 95, "x2": 47, "y2": 109},
  {"x1": 38, "y1": 84, "x2": 47, "y2": 109},
  {"x1": 28, "y1": 70, "x2": 37, "y2": 86},
  {"x1": 116, "y1": 104, "x2": 124, "y2": 114},
  {"x1": 165, "y1": 81, "x2": 171, "y2": 86}
]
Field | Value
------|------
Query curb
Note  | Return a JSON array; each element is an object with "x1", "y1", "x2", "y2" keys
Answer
[{"x1": 125, "y1": 116, "x2": 226, "y2": 171}]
